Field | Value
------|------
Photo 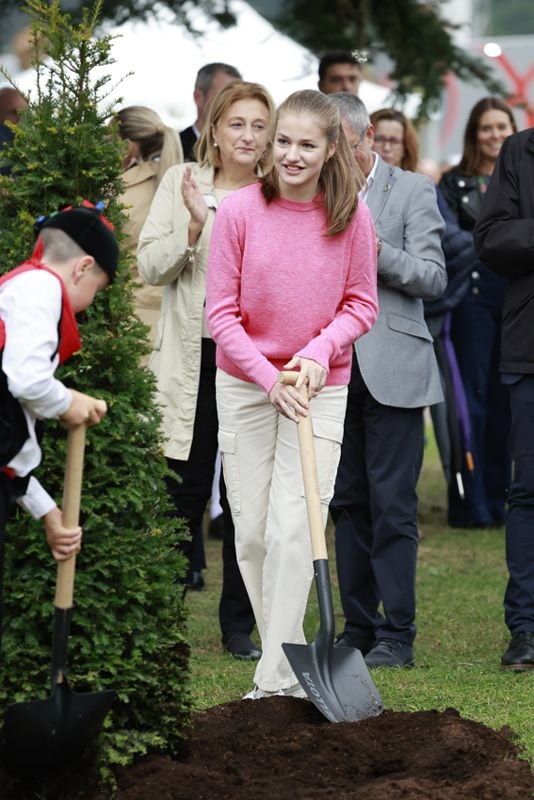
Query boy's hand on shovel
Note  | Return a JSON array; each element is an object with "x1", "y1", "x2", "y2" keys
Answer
[
  {"x1": 283, "y1": 356, "x2": 327, "y2": 399},
  {"x1": 43, "y1": 506, "x2": 82, "y2": 561},
  {"x1": 60, "y1": 390, "x2": 107, "y2": 428}
]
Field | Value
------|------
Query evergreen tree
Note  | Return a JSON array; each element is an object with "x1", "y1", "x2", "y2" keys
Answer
[{"x1": 0, "y1": 0, "x2": 189, "y2": 789}]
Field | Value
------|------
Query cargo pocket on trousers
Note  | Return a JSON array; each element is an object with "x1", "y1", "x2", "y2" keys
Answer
[
  {"x1": 300, "y1": 417, "x2": 345, "y2": 506},
  {"x1": 218, "y1": 428, "x2": 241, "y2": 516}
]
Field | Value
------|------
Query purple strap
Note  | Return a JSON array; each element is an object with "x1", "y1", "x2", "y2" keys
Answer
[{"x1": 441, "y1": 312, "x2": 474, "y2": 469}]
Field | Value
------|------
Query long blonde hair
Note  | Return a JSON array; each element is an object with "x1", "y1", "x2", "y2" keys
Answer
[
  {"x1": 261, "y1": 90, "x2": 363, "y2": 236},
  {"x1": 115, "y1": 105, "x2": 183, "y2": 184},
  {"x1": 196, "y1": 80, "x2": 275, "y2": 172}
]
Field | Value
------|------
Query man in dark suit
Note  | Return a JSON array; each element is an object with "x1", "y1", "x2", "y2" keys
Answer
[
  {"x1": 180, "y1": 63, "x2": 242, "y2": 161},
  {"x1": 329, "y1": 93, "x2": 446, "y2": 668},
  {"x1": 475, "y1": 128, "x2": 534, "y2": 671}
]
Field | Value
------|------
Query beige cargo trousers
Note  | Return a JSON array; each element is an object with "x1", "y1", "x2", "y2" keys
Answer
[{"x1": 216, "y1": 370, "x2": 347, "y2": 692}]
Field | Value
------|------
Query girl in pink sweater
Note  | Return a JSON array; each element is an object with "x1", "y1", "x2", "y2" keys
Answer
[{"x1": 206, "y1": 89, "x2": 378, "y2": 699}]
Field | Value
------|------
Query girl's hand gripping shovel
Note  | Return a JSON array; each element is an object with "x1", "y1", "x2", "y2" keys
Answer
[
  {"x1": 3, "y1": 425, "x2": 115, "y2": 776},
  {"x1": 280, "y1": 372, "x2": 383, "y2": 723}
]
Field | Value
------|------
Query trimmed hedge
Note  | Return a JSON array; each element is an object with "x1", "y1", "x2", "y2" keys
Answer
[{"x1": 0, "y1": 0, "x2": 190, "y2": 789}]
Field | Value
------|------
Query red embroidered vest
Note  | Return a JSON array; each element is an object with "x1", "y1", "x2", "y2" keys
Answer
[
  {"x1": 0, "y1": 259, "x2": 81, "y2": 362},
  {"x1": 0, "y1": 260, "x2": 81, "y2": 470}
]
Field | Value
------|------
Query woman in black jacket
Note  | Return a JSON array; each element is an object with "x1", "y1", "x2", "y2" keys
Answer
[{"x1": 439, "y1": 97, "x2": 516, "y2": 528}]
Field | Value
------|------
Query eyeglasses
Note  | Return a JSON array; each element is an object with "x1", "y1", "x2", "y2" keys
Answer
[{"x1": 374, "y1": 135, "x2": 404, "y2": 148}]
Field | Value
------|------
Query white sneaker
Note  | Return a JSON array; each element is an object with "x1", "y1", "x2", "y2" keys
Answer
[
  {"x1": 242, "y1": 684, "x2": 307, "y2": 700},
  {"x1": 242, "y1": 686, "x2": 284, "y2": 700}
]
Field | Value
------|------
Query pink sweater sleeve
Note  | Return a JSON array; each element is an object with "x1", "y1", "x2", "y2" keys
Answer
[
  {"x1": 207, "y1": 194, "x2": 378, "y2": 393},
  {"x1": 295, "y1": 201, "x2": 378, "y2": 367},
  {"x1": 207, "y1": 205, "x2": 281, "y2": 393}
]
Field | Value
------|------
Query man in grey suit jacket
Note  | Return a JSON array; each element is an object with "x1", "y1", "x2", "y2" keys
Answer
[{"x1": 329, "y1": 93, "x2": 446, "y2": 668}]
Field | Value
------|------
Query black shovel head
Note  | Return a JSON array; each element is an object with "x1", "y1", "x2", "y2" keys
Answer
[
  {"x1": 282, "y1": 640, "x2": 383, "y2": 723},
  {"x1": 2, "y1": 678, "x2": 115, "y2": 777}
]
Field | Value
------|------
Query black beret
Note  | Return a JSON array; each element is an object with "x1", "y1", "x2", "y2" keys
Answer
[{"x1": 40, "y1": 206, "x2": 119, "y2": 282}]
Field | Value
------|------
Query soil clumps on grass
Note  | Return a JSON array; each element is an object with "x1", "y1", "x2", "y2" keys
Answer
[{"x1": 1, "y1": 701, "x2": 532, "y2": 798}]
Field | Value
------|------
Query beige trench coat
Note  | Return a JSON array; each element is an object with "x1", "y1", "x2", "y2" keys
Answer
[
  {"x1": 137, "y1": 163, "x2": 220, "y2": 461},
  {"x1": 120, "y1": 160, "x2": 164, "y2": 338}
]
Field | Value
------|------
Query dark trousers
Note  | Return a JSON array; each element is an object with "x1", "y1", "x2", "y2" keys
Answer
[
  {"x1": 165, "y1": 338, "x2": 254, "y2": 637},
  {"x1": 330, "y1": 356, "x2": 423, "y2": 645},
  {"x1": 448, "y1": 284, "x2": 511, "y2": 526},
  {"x1": 504, "y1": 376, "x2": 534, "y2": 634}
]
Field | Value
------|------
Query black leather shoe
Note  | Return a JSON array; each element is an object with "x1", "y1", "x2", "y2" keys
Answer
[
  {"x1": 223, "y1": 632, "x2": 261, "y2": 661},
  {"x1": 501, "y1": 630, "x2": 534, "y2": 671},
  {"x1": 187, "y1": 571, "x2": 205, "y2": 591},
  {"x1": 364, "y1": 638, "x2": 414, "y2": 669},
  {"x1": 334, "y1": 632, "x2": 375, "y2": 656}
]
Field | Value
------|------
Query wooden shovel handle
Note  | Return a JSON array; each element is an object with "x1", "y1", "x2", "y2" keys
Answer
[
  {"x1": 278, "y1": 370, "x2": 305, "y2": 387},
  {"x1": 279, "y1": 371, "x2": 327, "y2": 561},
  {"x1": 54, "y1": 425, "x2": 86, "y2": 610}
]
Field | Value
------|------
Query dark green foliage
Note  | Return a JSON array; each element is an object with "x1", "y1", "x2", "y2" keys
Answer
[
  {"x1": 2, "y1": 0, "x2": 236, "y2": 31},
  {"x1": 86, "y1": 0, "x2": 236, "y2": 28},
  {"x1": 3, "y1": 0, "x2": 506, "y2": 123},
  {"x1": 371, "y1": 1, "x2": 504, "y2": 120},
  {"x1": 273, "y1": 0, "x2": 506, "y2": 121},
  {"x1": 0, "y1": 0, "x2": 190, "y2": 787}
]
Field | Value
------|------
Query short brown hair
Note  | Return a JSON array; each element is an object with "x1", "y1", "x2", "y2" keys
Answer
[{"x1": 318, "y1": 51, "x2": 362, "y2": 82}]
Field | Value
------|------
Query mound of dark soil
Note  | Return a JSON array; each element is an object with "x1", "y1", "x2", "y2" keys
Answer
[{"x1": 1, "y1": 701, "x2": 532, "y2": 799}]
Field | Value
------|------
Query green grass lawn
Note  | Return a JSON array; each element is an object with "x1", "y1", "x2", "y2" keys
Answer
[{"x1": 185, "y1": 426, "x2": 533, "y2": 765}]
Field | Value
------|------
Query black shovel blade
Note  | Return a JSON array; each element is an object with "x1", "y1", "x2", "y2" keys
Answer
[
  {"x1": 282, "y1": 640, "x2": 383, "y2": 723},
  {"x1": 3, "y1": 678, "x2": 115, "y2": 777}
]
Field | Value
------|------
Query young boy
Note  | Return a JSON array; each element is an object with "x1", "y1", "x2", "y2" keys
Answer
[{"x1": 0, "y1": 204, "x2": 119, "y2": 564}]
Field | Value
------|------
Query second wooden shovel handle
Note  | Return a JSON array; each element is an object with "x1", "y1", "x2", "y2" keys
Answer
[
  {"x1": 54, "y1": 425, "x2": 86, "y2": 610},
  {"x1": 279, "y1": 371, "x2": 328, "y2": 561}
]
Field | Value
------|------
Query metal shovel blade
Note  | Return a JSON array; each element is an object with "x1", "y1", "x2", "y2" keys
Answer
[
  {"x1": 3, "y1": 679, "x2": 115, "y2": 777},
  {"x1": 282, "y1": 559, "x2": 383, "y2": 723},
  {"x1": 282, "y1": 640, "x2": 383, "y2": 723}
]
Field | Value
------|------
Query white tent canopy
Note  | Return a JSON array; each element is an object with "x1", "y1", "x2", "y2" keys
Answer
[{"x1": 6, "y1": 1, "x2": 416, "y2": 128}]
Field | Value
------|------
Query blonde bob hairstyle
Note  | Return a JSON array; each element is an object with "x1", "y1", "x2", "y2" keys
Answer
[
  {"x1": 115, "y1": 105, "x2": 183, "y2": 185},
  {"x1": 195, "y1": 80, "x2": 275, "y2": 171},
  {"x1": 261, "y1": 90, "x2": 364, "y2": 236}
]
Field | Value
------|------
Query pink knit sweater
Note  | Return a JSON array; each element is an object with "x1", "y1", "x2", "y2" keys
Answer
[{"x1": 206, "y1": 182, "x2": 378, "y2": 393}]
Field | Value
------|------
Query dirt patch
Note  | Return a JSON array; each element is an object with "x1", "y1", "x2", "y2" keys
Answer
[{"x1": 1, "y1": 702, "x2": 532, "y2": 799}]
